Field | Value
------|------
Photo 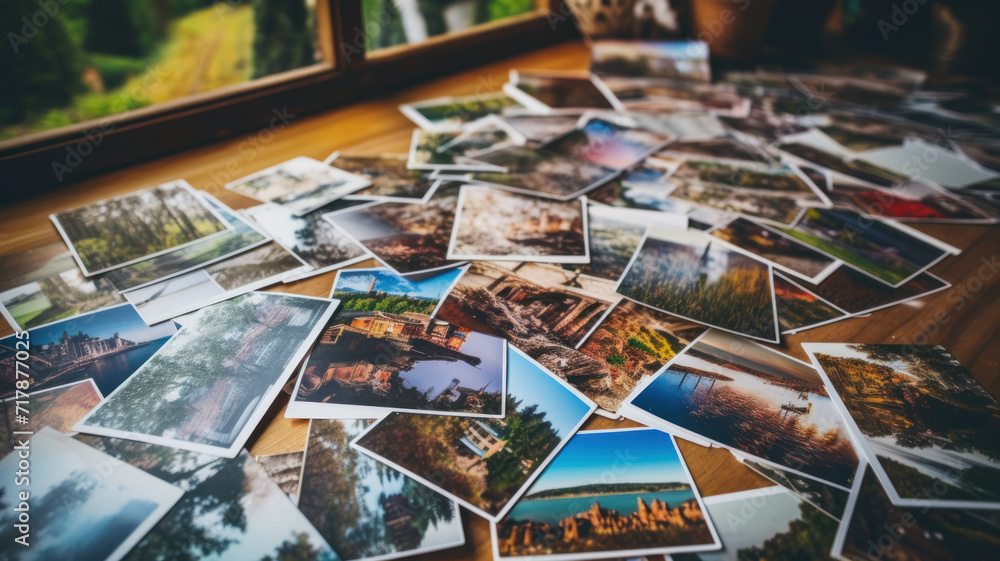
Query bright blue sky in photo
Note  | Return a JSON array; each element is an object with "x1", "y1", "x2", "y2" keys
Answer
[
  {"x1": 506, "y1": 348, "x2": 591, "y2": 439},
  {"x1": 334, "y1": 267, "x2": 463, "y2": 301},
  {"x1": 2, "y1": 304, "x2": 176, "y2": 348},
  {"x1": 527, "y1": 429, "x2": 690, "y2": 494}
]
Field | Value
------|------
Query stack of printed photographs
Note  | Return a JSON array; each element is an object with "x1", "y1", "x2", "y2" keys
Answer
[{"x1": 4, "y1": 37, "x2": 1000, "y2": 561}]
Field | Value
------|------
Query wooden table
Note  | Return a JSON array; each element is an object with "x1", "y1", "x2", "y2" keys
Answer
[{"x1": 2, "y1": 39, "x2": 998, "y2": 561}]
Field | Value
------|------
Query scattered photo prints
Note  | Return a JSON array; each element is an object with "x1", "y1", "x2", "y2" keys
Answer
[
  {"x1": 708, "y1": 217, "x2": 841, "y2": 283},
  {"x1": 827, "y1": 179, "x2": 999, "y2": 223},
  {"x1": 590, "y1": 40, "x2": 711, "y2": 82},
  {"x1": 626, "y1": 330, "x2": 860, "y2": 488},
  {"x1": 504, "y1": 71, "x2": 616, "y2": 111},
  {"x1": 773, "y1": 272, "x2": 851, "y2": 334},
  {"x1": 243, "y1": 201, "x2": 369, "y2": 277},
  {"x1": 104, "y1": 192, "x2": 271, "y2": 291},
  {"x1": 790, "y1": 266, "x2": 950, "y2": 316},
  {"x1": 833, "y1": 463, "x2": 1000, "y2": 561},
  {"x1": 77, "y1": 435, "x2": 341, "y2": 561},
  {"x1": 448, "y1": 186, "x2": 590, "y2": 263},
  {"x1": 679, "y1": 485, "x2": 839, "y2": 561},
  {"x1": 351, "y1": 346, "x2": 596, "y2": 521},
  {"x1": 774, "y1": 207, "x2": 954, "y2": 287},
  {"x1": 616, "y1": 227, "x2": 780, "y2": 343},
  {"x1": 0, "y1": 379, "x2": 102, "y2": 457},
  {"x1": 738, "y1": 457, "x2": 851, "y2": 521},
  {"x1": 323, "y1": 181, "x2": 465, "y2": 275},
  {"x1": 334, "y1": 154, "x2": 440, "y2": 202},
  {"x1": 124, "y1": 241, "x2": 308, "y2": 325},
  {"x1": 225, "y1": 156, "x2": 371, "y2": 216},
  {"x1": 50, "y1": 180, "x2": 231, "y2": 276},
  {"x1": 0, "y1": 303, "x2": 176, "y2": 399},
  {"x1": 254, "y1": 451, "x2": 304, "y2": 500},
  {"x1": 805, "y1": 343, "x2": 1000, "y2": 508},
  {"x1": 407, "y1": 116, "x2": 523, "y2": 172},
  {"x1": 576, "y1": 299, "x2": 705, "y2": 414},
  {"x1": 858, "y1": 141, "x2": 1000, "y2": 190},
  {"x1": 0, "y1": 241, "x2": 124, "y2": 331},
  {"x1": 399, "y1": 91, "x2": 523, "y2": 130},
  {"x1": 0, "y1": 428, "x2": 183, "y2": 561},
  {"x1": 76, "y1": 292, "x2": 336, "y2": 457},
  {"x1": 287, "y1": 266, "x2": 506, "y2": 419},
  {"x1": 493, "y1": 428, "x2": 720, "y2": 560},
  {"x1": 298, "y1": 419, "x2": 465, "y2": 561}
]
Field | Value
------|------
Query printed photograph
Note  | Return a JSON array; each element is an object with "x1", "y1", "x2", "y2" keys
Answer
[
  {"x1": 449, "y1": 186, "x2": 589, "y2": 263},
  {"x1": 299, "y1": 419, "x2": 465, "y2": 561},
  {"x1": 775, "y1": 207, "x2": 951, "y2": 286},
  {"x1": 124, "y1": 241, "x2": 307, "y2": 325},
  {"x1": 435, "y1": 261, "x2": 624, "y2": 408},
  {"x1": 226, "y1": 156, "x2": 371, "y2": 216},
  {"x1": 709, "y1": 217, "x2": 841, "y2": 283},
  {"x1": 773, "y1": 273, "x2": 851, "y2": 334},
  {"x1": 0, "y1": 242, "x2": 124, "y2": 331},
  {"x1": 0, "y1": 428, "x2": 183, "y2": 561},
  {"x1": 352, "y1": 346, "x2": 596, "y2": 521},
  {"x1": 835, "y1": 466, "x2": 1000, "y2": 561},
  {"x1": 545, "y1": 118, "x2": 671, "y2": 170},
  {"x1": 791, "y1": 267, "x2": 949, "y2": 315},
  {"x1": 503, "y1": 113, "x2": 580, "y2": 145},
  {"x1": 407, "y1": 118, "x2": 519, "y2": 171},
  {"x1": 629, "y1": 330, "x2": 860, "y2": 487},
  {"x1": 827, "y1": 179, "x2": 999, "y2": 223},
  {"x1": 806, "y1": 343, "x2": 1000, "y2": 507},
  {"x1": 76, "y1": 292, "x2": 335, "y2": 457},
  {"x1": 288, "y1": 267, "x2": 507, "y2": 418},
  {"x1": 590, "y1": 40, "x2": 711, "y2": 82},
  {"x1": 0, "y1": 379, "x2": 102, "y2": 458},
  {"x1": 617, "y1": 227, "x2": 779, "y2": 342},
  {"x1": 244, "y1": 202, "x2": 369, "y2": 275},
  {"x1": 859, "y1": 142, "x2": 1000, "y2": 190},
  {"x1": 400, "y1": 92, "x2": 523, "y2": 130},
  {"x1": 740, "y1": 459, "x2": 850, "y2": 521},
  {"x1": 564, "y1": 205, "x2": 651, "y2": 282},
  {"x1": 673, "y1": 486, "x2": 839, "y2": 561},
  {"x1": 324, "y1": 182, "x2": 464, "y2": 275},
  {"x1": 255, "y1": 451, "x2": 304, "y2": 500},
  {"x1": 588, "y1": 165, "x2": 691, "y2": 214},
  {"x1": 506, "y1": 71, "x2": 615, "y2": 110},
  {"x1": 778, "y1": 141, "x2": 908, "y2": 188},
  {"x1": 657, "y1": 138, "x2": 778, "y2": 165},
  {"x1": 494, "y1": 428, "x2": 719, "y2": 559},
  {"x1": 334, "y1": 155, "x2": 439, "y2": 202},
  {"x1": 467, "y1": 143, "x2": 619, "y2": 200},
  {"x1": 77, "y1": 435, "x2": 340, "y2": 561},
  {"x1": 577, "y1": 299, "x2": 705, "y2": 413},
  {"x1": 51, "y1": 180, "x2": 230, "y2": 275},
  {"x1": 668, "y1": 181, "x2": 808, "y2": 226},
  {"x1": 598, "y1": 76, "x2": 749, "y2": 116},
  {"x1": 0, "y1": 303, "x2": 176, "y2": 399},
  {"x1": 104, "y1": 193, "x2": 270, "y2": 291}
]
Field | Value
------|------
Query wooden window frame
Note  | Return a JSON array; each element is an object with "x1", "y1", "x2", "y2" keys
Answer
[{"x1": 0, "y1": 0, "x2": 577, "y2": 196}]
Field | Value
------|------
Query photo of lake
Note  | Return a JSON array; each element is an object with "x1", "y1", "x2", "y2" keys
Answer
[
  {"x1": 510, "y1": 489, "x2": 696, "y2": 526},
  {"x1": 629, "y1": 331, "x2": 858, "y2": 487}
]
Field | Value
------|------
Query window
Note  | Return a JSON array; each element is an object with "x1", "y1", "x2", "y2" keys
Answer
[{"x1": 1, "y1": 0, "x2": 575, "y2": 195}]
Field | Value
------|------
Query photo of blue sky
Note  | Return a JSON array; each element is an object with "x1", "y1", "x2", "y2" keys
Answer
[
  {"x1": 334, "y1": 267, "x2": 464, "y2": 301},
  {"x1": 1, "y1": 303, "x2": 176, "y2": 348},
  {"x1": 507, "y1": 348, "x2": 592, "y2": 439}
]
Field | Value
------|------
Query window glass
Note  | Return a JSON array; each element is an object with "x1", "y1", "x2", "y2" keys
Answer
[{"x1": 360, "y1": 0, "x2": 536, "y2": 52}]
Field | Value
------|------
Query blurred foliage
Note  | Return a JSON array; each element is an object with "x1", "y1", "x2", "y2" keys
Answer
[{"x1": 252, "y1": 0, "x2": 315, "y2": 79}]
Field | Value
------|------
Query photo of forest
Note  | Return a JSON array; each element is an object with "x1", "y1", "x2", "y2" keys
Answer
[
  {"x1": 630, "y1": 331, "x2": 859, "y2": 487},
  {"x1": 496, "y1": 428, "x2": 718, "y2": 558},
  {"x1": 710, "y1": 217, "x2": 838, "y2": 282},
  {"x1": 3, "y1": 0, "x2": 320, "y2": 140},
  {"x1": 246, "y1": 202, "x2": 369, "y2": 271},
  {"x1": 79, "y1": 293, "x2": 333, "y2": 453},
  {"x1": 325, "y1": 182, "x2": 464, "y2": 275},
  {"x1": 838, "y1": 467, "x2": 1000, "y2": 561},
  {"x1": 577, "y1": 299, "x2": 705, "y2": 413},
  {"x1": 773, "y1": 274, "x2": 849, "y2": 333},
  {"x1": 76, "y1": 435, "x2": 340, "y2": 561},
  {"x1": 0, "y1": 429, "x2": 183, "y2": 561},
  {"x1": 617, "y1": 227, "x2": 778, "y2": 342},
  {"x1": 352, "y1": 347, "x2": 594, "y2": 518},
  {"x1": 53, "y1": 181, "x2": 230, "y2": 273},
  {"x1": 0, "y1": 242, "x2": 124, "y2": 330},
  {"x1": 334, "y1": 155, "x2": 438, "y2": 200},
  {"x1": 405, "y1": 92, "x2": 523, "y2": 129},
  {"x1": 775, "y1": 207, "x2": 949, "y2": 286},
  {"x1": 409, "y1": 125, "x2": 511, "y2": 170},
  {"x1": 674, "y1": 486, "x2": 839, "y2": 561},
  {"x1": 809, "y1": 343, "x2": 1000, "y2": 504},
  {"x1": 298, "y1": 419, "x2": 464, "y2": 560},
  {"x1": 104, "y1": 194, "x2": 268, "y2": 291},
  {"x1": 0, "y1": 380, "x2": 102, "y2": 458},
  {"x1": 450, "y1": 187, "x2": 588, "y2": 261}
]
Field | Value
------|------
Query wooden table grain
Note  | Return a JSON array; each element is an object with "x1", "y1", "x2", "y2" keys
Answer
[{"x1": 1, "y1": 39, "x2": 997, "y2": 561}]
